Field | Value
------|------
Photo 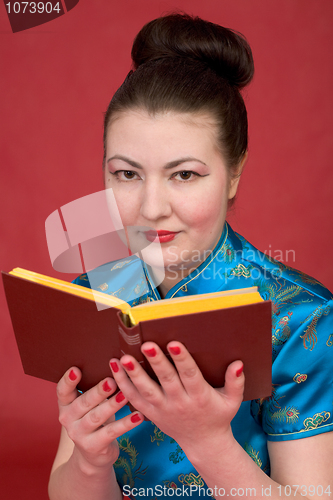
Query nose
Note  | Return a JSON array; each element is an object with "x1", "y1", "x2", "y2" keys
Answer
[{"x1": 139, "y1": 181, "x2": 172, "y2": 221}]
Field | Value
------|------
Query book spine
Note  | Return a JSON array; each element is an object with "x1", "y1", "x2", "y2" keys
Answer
[{"x1": 116, "y1": 311, "x2": 147, "y2": 368}]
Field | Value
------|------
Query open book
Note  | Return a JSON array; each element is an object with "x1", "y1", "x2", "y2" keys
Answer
[{"x1": 2, "y1": 268, "x2": 272, "y2": 400}]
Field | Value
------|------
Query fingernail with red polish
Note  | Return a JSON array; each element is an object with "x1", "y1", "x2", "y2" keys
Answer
[
  {"x1": 115, "y1": 391, "x2": 125, "y2": 403},
  {"x1": 69, "y1": 369, "x2": 77, "y2": 381},
  {"x1": 131, "y1": 413, "x2": 141, "y2": 423},
  {"x1": 236, "y1": 366, "x2": 244, "y2": 377},
  {"x1": 123, "y1": 361, "x2": 135, "y2": 371},
  {"x1": 169, "y1": 346, "x2": 181, "y2": 355},
  {"x1": 110, "y1": 361, "x2": 119, "y2": 373},
  {"x1": 143, "y1": 347, "x2": 156, "y2": 357},
  {"x1": 103, "y1": 380, "x2": 112, "y2": 392}
]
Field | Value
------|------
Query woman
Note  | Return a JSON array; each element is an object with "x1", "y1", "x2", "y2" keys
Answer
[{"x1": 48, "y1": 13, "x2": 333, "y2": 500}]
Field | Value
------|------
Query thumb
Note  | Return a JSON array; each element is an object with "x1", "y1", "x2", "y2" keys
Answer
[{"x1": 222, "y1": 360, "x2": 245, "y2": 404}]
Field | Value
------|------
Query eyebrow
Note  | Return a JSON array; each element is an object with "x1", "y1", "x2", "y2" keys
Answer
[{"x1": 107, "y1": 155, "x2": 207, "y2": 169}]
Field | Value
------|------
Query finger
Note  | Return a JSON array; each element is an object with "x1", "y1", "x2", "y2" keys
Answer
[
  {"x1": 59, "y1": 375, "x2": 118, "y2": 423},
  {"x1": 140, "y1": 342, "x2": 186, "y2": 399},
  {"x1": 89, "y1": 411, "x2": 144, "y2": 450},
  {"x1": 56, "y1": 367, "x2": 82, "y2": 406},
  {"x1": 166, "y1": 341, "x2": 207, "y2": 396},
  {"x1": 110, "y1": 356, "x2": 164, "y2": 409},
  {"x1": 219, "y1": 360, "x2": 245, "y2": 404},
  {"x1": 78, "y1": 390, "x2": 129, "y2": 434}
]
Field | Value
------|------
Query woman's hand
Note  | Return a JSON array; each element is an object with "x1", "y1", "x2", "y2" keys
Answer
[
  {"x1": 56, "y1": 367, "x2": 143, "y2": 472},
  {"x1": 109, "y1": 341, "x2": 244, "y2": 458}
]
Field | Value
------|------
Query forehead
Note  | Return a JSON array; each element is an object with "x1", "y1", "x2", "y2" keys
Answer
[{"x1": 106, "y1": 109, "x2": 220, "y2": 159}]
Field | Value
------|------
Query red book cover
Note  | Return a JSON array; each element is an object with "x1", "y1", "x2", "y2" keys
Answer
[{"x1": 2, "y1": 271, "x2": 272, "y2": 399}]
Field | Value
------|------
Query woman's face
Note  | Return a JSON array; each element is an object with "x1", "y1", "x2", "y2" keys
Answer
[{"x1": 104, "y1": 109, "x2": 240, "y2": 284}]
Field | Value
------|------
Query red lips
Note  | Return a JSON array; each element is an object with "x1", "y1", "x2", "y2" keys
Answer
[{"x1": 144, "y1": 230, "x2": 179, "y2": 243}]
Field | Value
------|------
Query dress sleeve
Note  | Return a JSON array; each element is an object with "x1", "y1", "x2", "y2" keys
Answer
[{"x1": 251, "y1": 297, "x2": 333, "y2": 442}]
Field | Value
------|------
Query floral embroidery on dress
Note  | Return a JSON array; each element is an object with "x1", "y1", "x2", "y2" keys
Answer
[
  {"x1": 254, "y1": 386, "x2": 300, "y2": 432},
  {"x1": 169, "y1": 443, "x2": 185, "y2": 464},
  {"x1": 270, "y1": 406, "x2": 300, "y2": 425},
  {"x1": 97, "y1": 282, "x2": 108, "y2": 291},
  {"x1": 326, "y1": 334, "x2": 333, "y2": 347},
  {"x1": 115, "y1": 436, "x2": 148, "y2": 487},
  {"x1": 293, "y1": 373, "x2": 308, "y2": 384},
  {"x1": 264, "y1": 254, "x2": 289, "y2": 268},
  {"x1": 220, "y1": 244, "x2": 236, "y2": 263},
  {"x1": 302, "y1": 411, "x2": 331, "y2": 431},
  {"x1": 255, "y1": 278, "x2": 314, "y2": 359},
  {"x1": 178, "y1": 473, "x2": 204, "y2": 487},
  {"x1": 107, "y1": 286, "x2": 125, "y2": 297},
  {"x1": 228, "y1": 263, "x2": 253, "y2": 278},
  {"x1": 78, "y1": 273, "x2": 89, "y2": 281},
  {"x1": 111, "y1": 260, "x2": 132, "y2": 271},
  {"x1": 300, "y1": 304, "x2": 330, "y2": 351},
  {"x1": 150, "y1": 425, "x2": 166, "y2": 445},
  {"x1": 150, "y1": 426, "x2": 185, "y2": 462},
  {"x1": 244, "y1": 443, "x2": 270, "y2": 474},
  {"x1": 272, "y1": 314, "x2": 292, "y2": 355},
  {"x1": 287, "y1": 268, "x2": 325, "y2": 287},
  {"x1": 255, "y1": 279, "x2": 305, "y2": 315},
  {"x1": 272, "y1": 283, "x2": 304, "y2": 305},
  {"x1": 244, "y1": 443, "x2": 262, "y2": 468},
  {"x1": 134, "y1": 279, "x2": 149, "y2": 296},
  {"x1": 163, "y1": 480, "x2": 178, "y2": 490}
]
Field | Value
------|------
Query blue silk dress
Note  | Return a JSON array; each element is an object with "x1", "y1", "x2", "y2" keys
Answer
[{"x1": 73, "y1": 223, "x2": 333, "y2": 497}]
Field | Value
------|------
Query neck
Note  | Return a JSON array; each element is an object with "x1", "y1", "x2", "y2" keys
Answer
[{"x1": 156, "y1": 263, "x2": 198, "y2": 298}]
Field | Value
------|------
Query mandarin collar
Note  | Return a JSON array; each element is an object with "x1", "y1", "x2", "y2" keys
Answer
[{"x1": 143, "y1": 222, "x2": 244, "y2": 301}]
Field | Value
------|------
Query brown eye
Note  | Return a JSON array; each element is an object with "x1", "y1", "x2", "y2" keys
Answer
[
  {"x1": 124, "y1": 171, "x2": 136, "y2": 179},
  {"x1": 179, "y1": 171, "x2": 192, "y2": 180}
]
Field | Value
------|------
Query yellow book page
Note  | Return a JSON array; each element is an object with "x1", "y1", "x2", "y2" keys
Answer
[
  {"x1": 127, "y1": 290, "x2": 262, "y2": 325},
  {"x1": 9, "y1": 268, "x2": 129, "y2": 312}
]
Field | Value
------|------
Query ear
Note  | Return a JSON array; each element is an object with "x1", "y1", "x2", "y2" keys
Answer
[{"x1": 228, "y1": 151, "x2": 248, "y2": 200}]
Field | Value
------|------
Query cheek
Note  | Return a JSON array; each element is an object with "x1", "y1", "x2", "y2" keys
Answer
[
  {"x1": 115, "y1": 199, "x2": 137, "y2": 226},
  {"x1": 106, "y1": 180, "x2": 140, "y2": 225},
  {"x1": 178, "y1": 191, "x2": 227, "y2": 231}
]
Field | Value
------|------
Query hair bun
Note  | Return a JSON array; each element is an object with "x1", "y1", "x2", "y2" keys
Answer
[{"x1": 131, "y1": 13, "x2": 254, "y2": 89}]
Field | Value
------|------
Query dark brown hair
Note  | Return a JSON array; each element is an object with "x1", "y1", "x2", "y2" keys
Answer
[{"x1": 103, "y1": 13, "x2": 254, "y2": 174}]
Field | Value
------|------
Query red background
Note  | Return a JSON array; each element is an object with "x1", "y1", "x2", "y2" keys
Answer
[{"x1": 1, "y1": 1, "x2": 332, "y2": 498}]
